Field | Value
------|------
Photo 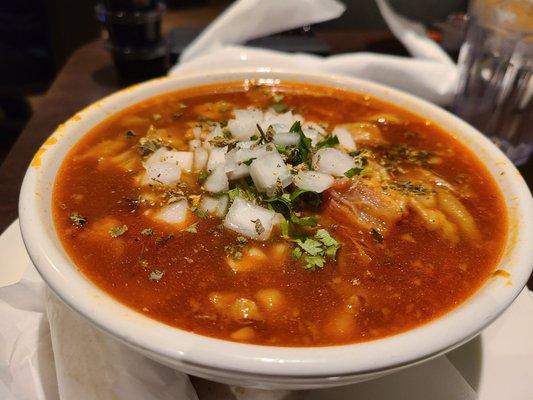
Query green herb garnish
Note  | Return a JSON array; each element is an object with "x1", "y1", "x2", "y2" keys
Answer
[
  {"x1": 191, "y1": 207, "x2": 208, "y2": 218},
  {"x1": 272, "y1": 102, "x2": 288, "y2": 113},
  {"x1": 293, "y1": 229, "x2": 340, "y2": 270},
  {"x1": 149, "y1": 269, "x2": 164, "y2": 281},
  {"x1": 288, "y1": 121, "x2": 312, "y2": 165},
  {"x1": 109, "y1": 225, "x2": 128, "y2": 238},
  {"x1": 198, "y1": 170, "x2": 209, "y2": 183},
  {"x1": 69, "y1": 212, "x2": 87, "y2": 227},
  {"x1": 182, "y1": 222, "x2": 198, "y2": 233},
  {"x1": 315, "y1": 135, "x2": 339, "y2": 150},
  {"x1": 344, "y1": 167, "x2": 363, "y2": 178},
  {"x1": 141, "y1": 228, "x2": 153, "y2": 236}
]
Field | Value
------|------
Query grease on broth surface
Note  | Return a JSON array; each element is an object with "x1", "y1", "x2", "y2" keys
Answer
[{"x1": 53, "y1": 81, "x2": 507, "y2": 346}]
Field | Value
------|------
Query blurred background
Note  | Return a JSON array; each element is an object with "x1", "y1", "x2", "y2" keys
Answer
[{"x1": 0, "y1": 0, "x2": 470, "y2": 166}]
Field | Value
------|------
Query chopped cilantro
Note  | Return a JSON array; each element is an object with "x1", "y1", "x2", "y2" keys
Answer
[
  {"x1": 190, "y1": 207, "x2": 208, "y2": 218},
  {"x1": 294, "y1": 237, "x2": 323, "y2": 255},
  {"x1": 243, "y1": 158, "x2": 256, "y2": 166},
  {"x1": 227, "y1": 186, "x2": 258, "y2": 204},
  {"x1": 344, "y1": 167, "x2": 363, "y2": 178},
  {"x1": 276, "y1": 144, "x2": 287, "y2": 154},
  {"x1": 272, "y1": 93, "x2": 285, "y2": 103},
  {"x1": 292, "y1": 247, "x2": 302, "y2": 260},
  {"x1": 149, "y1": 269, "x2": 164, "y2": 281},
  {"x1": 289, "y1": 121, "x2": 312, "y2": 165},
  {"x1": 290, "y1": 188, "x2": 322, "y2": 209},
  {"x1": 272, "y1": 102, "x2": 288, "y2": 113},
  {"x1": 250, "y1": 134, "x2": 259, "y2": 141},
  {"x1": 315, "y1": 135, "x2": 339, "y2": 150},
  {"x1": 109, "y1": 225, "x2": 128, "y2": 238},
  {"x1": 280, "y1": 218, "x2": 290, "y2": 238},
  {"x1": 197, "y1": 170, "x2": 209, "y2": 183},
  {"x1": 292, "y1": 229, "x2": 340, "y2": 270},
  {"x1": 304, "y1": 255, "x2": 325, "y2": 270},
  {"x1": 315, "y1": 229, "x2": 338, "y2": 247},
  {"x1": 236, "y1": 236, "x2": 247, "y2": 244},
  {"x1": 290, "y1": 214, "x2": 318, "y2": 227},
  {"x1": 141, "y1": 228, "x2": 153, "y2": 236},
  {"x1": 69, "y1": 212, "x2": 87, "y2": 227},
  {"x1": 182, "y1": 222, "x2": 198, "y2": 233}
]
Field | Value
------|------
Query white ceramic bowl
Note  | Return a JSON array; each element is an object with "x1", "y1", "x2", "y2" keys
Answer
[{"x1": 19, "y1": 69, "x2": 533, "y2": 389}]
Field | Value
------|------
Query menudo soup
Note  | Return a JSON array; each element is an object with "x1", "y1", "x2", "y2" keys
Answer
[{"x1": 53, "y1": 81, "x2": 507, "y2": 346}]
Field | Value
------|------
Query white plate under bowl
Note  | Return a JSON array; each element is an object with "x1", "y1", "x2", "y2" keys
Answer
[{"x1": 18, "y1": 69, "x2": 533, "y2": 389}]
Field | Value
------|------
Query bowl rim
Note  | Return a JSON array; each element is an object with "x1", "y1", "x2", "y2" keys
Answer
[{"x1": 19, "y1": 68, "x2": 533, "y2": 379}]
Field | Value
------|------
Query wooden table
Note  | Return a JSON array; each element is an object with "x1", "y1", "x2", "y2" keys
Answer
[{"x1": 1, "y1": 37, "x2": 532, "y2": 398}]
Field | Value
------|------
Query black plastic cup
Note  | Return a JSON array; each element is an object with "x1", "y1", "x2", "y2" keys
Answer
[
  {"x1": 103, "y1": 0, "x2": 158, "y2": 12},
  {"x1": 109, "y1": 40, "x2": 170, "y2": 84},
  {"x1": 95, "y1": 2, "x2": 166, "y2": 48}
]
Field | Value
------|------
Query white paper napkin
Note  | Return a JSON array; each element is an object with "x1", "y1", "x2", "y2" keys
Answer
[
  {"x1": 170, "y1": 0, "x2": 458, "y2": 106},
  {"x1": 180, "y1": 0, "x2": 346, "y2": 63}
]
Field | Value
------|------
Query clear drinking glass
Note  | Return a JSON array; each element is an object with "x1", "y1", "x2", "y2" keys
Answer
[{"x1": 453, "y1": 0, "x2": 532, "y2": 165}]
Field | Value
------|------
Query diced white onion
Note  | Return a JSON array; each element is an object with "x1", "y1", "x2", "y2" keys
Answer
[
  {"x1": 293, "y1": 171, "x2": 334, "y2": 193},
  {"x1": 273, "y1": 132, "x2": 300, "y2": 146},
  {"x1": 193, "y1": 147, "x2": 208, "y2": 171},
  {"x1": 333, "y1": 126, "x2": 356, "y2": 152},
  {"x1": 203, "y1": 165, "x2": 229, "y2": 193},
  {"x1": 227, "y1": 163, "x2": 250, "y2": 180},
  {"x1": 162, "y1": 151, "x2": 193, "y2": 172},
  {"x1": 189, "y1": 139, "x2": 201, "y2": 151},
  {"x1": 228, "y1": 108, "x2": 263, "y2": 141},
  {"x1": 262, "y1": 110, "x2": 299, "y2": 131},
  {"x1": 216, "y1": 195, "x2": 229, "y2": 217},
  {"x1": 203, "y1": 125, "x2": 224, "y2": 149},
  {"x1": 192, "y1": 127, "x2": 202, "y2": 139},
  {"x1": 249, "y1": 151, "x2": 292, "y2": 196},
  {"x1": 155, "y1": 199, "x2": 188, "y2": 224},
  {"x1": 270, "y1": 123, "x2": 290, "y2": 134},
  {"x1": 234, "y1": 145, "x2": 271, "y2": 164},
  {"x1": 200, "y1": 195, "x2": 219, "y2": 214},
  {"x1": 303, "y1": 128, "x2": 323, "y2": 146},
  {"x1": 224, "y1": 197, "x2": 275, "y2": 241},
  {"x1": 313, "y1": 148, "x2": 356, "y2": 177},
  {"x1": 143, "y1": 161, "x2": 181, "y2": 186},
  {"x1": 200, "y1": 194, "x2": 229, "y2": 217},
  {"x1": 207, "y1": 146, "x2": 227, "y2": 171},
  {"x1": 144, "y1": 147, "x2": 167, "y2": 165}
]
